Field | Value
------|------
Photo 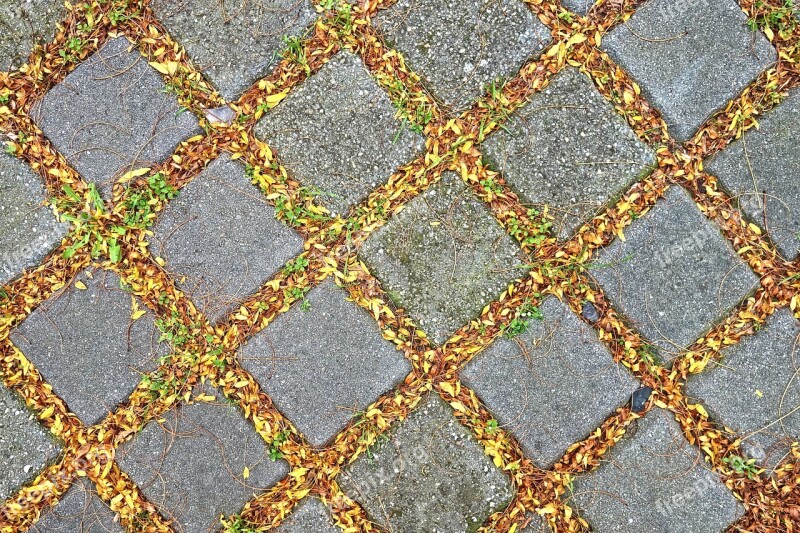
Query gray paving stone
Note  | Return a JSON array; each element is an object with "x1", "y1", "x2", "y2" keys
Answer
[
  {"x1": 592, "y1": 186, "x2": 758, "y2": 354},
  {"x1": 707, "y1": 88, "x2": 800, "y2": 259},
  {"x1": 239, "y1": 279, "x2": 411, "y2": 447},
  {"x1": 571, "y1": 408, "x2": 743, "y2": 533},
  {"x1": 0, "y1": 384, "x2": 61, "y2": 501},
  {"x1": 560, "y1": 0, "x2": 592, "y2": 15},
  {"x1": 30, "y1": 478, "x2": 122, "y2": 533},
  {"x1": 275, "y1": 497, "x2": 338, "y2": 532},
  {"x1": 117, "y1": 387, "x2": 289, "y2": 533},
  {"x1": 0, "y1": 0, "x2": 65, "y2": 71},
  {"x1": 482, "y1": 68, "x2": 656, "y2": 239},
  {"x1": 32, "y1": 36, "x2": 200, "y2": 197},
  {"x1": 359, "y1": 172, "x2": 525, "y2": 345},
  {"x1": 686, "y1": 307, "x2": 800, "y2": 468},
  {"x1": 601, "y1": 0, "x2": 776, "y2": 141},
  {"x1": 151, "y1": 0, "x2": 315, "y2": 101},
  {"x1": 151, "y1": 154, "x2": 304, "y2": 323},
  {"x1": 10, "y1": 269, "x2": 165, "y2": 425},
  {"x1": 339, "y1": 395, "x2": 513, "y2": 533},
  {"x1": 0, "y1": 151, "x2": 67, "y2": 285},
  {"x1": 254, "y1": 52, "x2": 424, "y2": 216},
  {"x1": 373, "y1": 0, "x2": 551, "y2": 111},
  {"x1": 462, "y1": 297, "x2": 638, "y2": 467}
]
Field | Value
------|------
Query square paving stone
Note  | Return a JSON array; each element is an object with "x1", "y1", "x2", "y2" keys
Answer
[
  {"x1": 117, "y1": 387, "x2": 289, "y2": 533},
  {"x1": 339, "y1": 395, "x2": 513, "y2": 533},
  {"x1": 373, "y1": 0, "x2": 551, "y2": 112},
  {"x1": 32, "y1": 36, "x2": 200, "y2": 197},
  {"x1": 0, "y1": 384, "x2": 61, "y2": 501},
  {"x1": 238, "y1": 279, "x2": 411, "y2": 447},
  {"x1": 571, "y1": 408, "x2": 743, "y2": 533},
  {"x1": 30, "y1": 478, "x2": 122, "y2": 533},
  {"x1": 561, "y1": 0, "x2": 592, "y2": 15},
  {"x1": 10, "y1": 269, "x2": 166, "y2": 425},
  {"x1": 0, "y1": 151, "x2": 68, "y2": 285},
  {"x1": 707, "y1": 88, "x2": 800, "y2": 259},
  {"x1": 151, "y1": 154, "x2": 304, "y2": 324},
  {"x1": 254, "y1": 51, "x2": 425, "y2": 216},
  {"x1": 482, "y1": 67, "x2": 656, "y2": 239},
  {"x1": 686, "y1": 307, "x2": 800, "y2": 468},
  {"x1": 601, "y1": 0, "x2": 776, "y2": 141},
  {"x1": 461, "y1": 297, "x2": 639, "y2": 467},
  {"x1": 274, "y1": 497, "x2": 338, "y2": 532},
  {"x1": 592, "y1": 186, "x2": 758, "y2": 354},
  {"x1": 359, "y1": 171, "x2": 525, "y2": 345},
  {"x1": 150, "y1": 0, "x2": 315, "y2": 101},
  {"x1": 0, "y1": 0, "x2": 65, "y2": 71}
]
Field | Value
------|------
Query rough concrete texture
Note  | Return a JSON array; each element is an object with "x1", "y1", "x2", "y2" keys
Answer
[
  {"x1": 560, "y1": 0, "x2": 592, "y2": 15},
  {"x1": 707, "y1": 88, "x2": 800, "y2": 259},
  {"x1": 274, "y1": 497, "x2": 338, "y2": 532},
  {"x1": 482, "y1": 67, "x2": 656, "y2": 239},
  {"x1": 30, "y1": 478, "x2": 123, "y2": 533},
  {"x1": 32, "y1": 36, "x2": 199, "y2": 197},
  {"x1": 461, "y1": 297, "x2": 639, "y2": 467},
  {"x1": 117, "y1": 388, "x2": 289, "y2": 533},
  {"x1": 11, "y1": 269, "x2": 164, "y2": 424},
  {"x1": 0, "y1": 0, "x2": 65, "y2": 71},
  {"x1": 572, "y1": 408, "x2": 743, "y2": 533},
  {"x1": 150, "y1": 0, "x2": 316, "y2": 101},
  {"x1": 592, "y1": 186, "x2": 758, "y2": 355},
  {"x1": 0, "y1": 151, "x2": 67, "y2": 285},
  {"x1": 602, "y1": 0, "x2": 776, "y2": 141},
  {"x1": 151, "y1": 154, "x2": 304, "y2": 323},
  {"x1": 686, "y1": 307, "x2": 800, "y2": 468},
  {"x1": 239, "y1": 279, "x2": 411, "y2": 447},
  {"x1": 0, "y1": 385, "x2": 61, "y2": 501},
  {"x1": 373, "y1": 0, "x2": 550, "y2": 111},
  {"x1": 359, "y1": 171, "x2": 525, "y2": 345},
  {"x1": 340, "y1": 395, "x2": 513, "y2": 533},
  {"x1": 255, "y1": 52, "x2": 424, "y2": 216}
]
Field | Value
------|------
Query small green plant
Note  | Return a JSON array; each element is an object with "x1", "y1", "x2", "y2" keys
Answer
[
  {"x1": 225, "y1": 514, "x2": 259, "y2": 533},
  {"x1": 300, "y1": 299, "x2": 312, "y2": 312},
  {"x1": 269, "y1": 430, "x2": 290, "y2": 461},
  {"x1": 123, "y1": 173, "x2": 178, "y2": 228},
  {"x1": 59, "y1": 37, "x2": 84, "y2": 63},
  {"x1": 723, "y1": 455, "x2": 760, "y2": 479},
  {"x1": 281, "y1": 35, "x2": 309, "y2": 73},
  {"x1": 747, "y1": 1, "x2": 796, "y2": 37},
  {"x1": 501, "y1": 300, "x2": 543, "y2": 339},
  {"x1": 486, "y1": 419, "x2": 499, "y2": 434},
  {"x1": 557, "y1": 10, "x2": 574, "y2": 24},
  {"x1": 283, "y1": 256, "x2": 309, "y2": 275},
  {"x1": 480, "y1": 177, "x2": 503, "y2": 195}
]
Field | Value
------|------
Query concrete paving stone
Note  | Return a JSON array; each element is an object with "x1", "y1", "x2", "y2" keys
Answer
[
  {"x1": 10, "y1": 269, "x2": 165, "y2": 425},
  {"x1": 461, "y1": 297, "x2": 639, "y2": 467},
  {"x1": 571, "y1": 408, "x2": 744, "y2": 533},
  {"x1": 601, "y1": 0, "x2": 776, "y2": 141},
  {"x1": 151, "y1": 154, "x2": 304, "y2": 323},
  {"x1": 339, "y1": 394, "x2": 513, "y2": 533},
  {"x1": 482, "y1": 67, "x2": 656, "y2": 239},
  {"x1": 373, "y1": 0, "x2": 550, "y2": 112},
  {"x1": 239, "y1": 279, "x2": 411, "y2": 447},
  {"x1": 117, "y1": 386, "x2": 289, "y2": 533},
  {"x1": 32, "y1": 36, "x2": 200, "y2": 197},
  {"x1": 686, "y1": 307, "x2": 800, "y2": 468},
  {"x1": 0, "y1": 0, "x2": 65, "y2": 71},
  {"x1": 592, "y1": 186, "x2": 758, "y2": 355},
  {"x1": 30, "y1": 478, "x2": 123, "y2": 533},
  {"x1": 0, "y1": 384, "x2": 61, "y2": 501},
  {"x1": 0, "y1": 151, "x2": 68, "y2": 285},
  {"x1": 150, "y1": 0, "x2": 315, "y2": 101},
  {"x1": 560, "y1": 0, "x2": 593, "y2": 15},
  {"x1": 707, "y1": 88, "x2": 800, "y2": 259},
  {"x1": 359, "y1": 171, "x2": 526, "y2": 346},
  {"x1": 255, "y1": 51, "x2": 424, "y2": 216},
  {"x1": 274, "y1": 497, "x2": 338, "y2": 532}
]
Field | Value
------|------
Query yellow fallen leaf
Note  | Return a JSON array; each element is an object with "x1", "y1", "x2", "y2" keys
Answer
[
  {"x1": 242, "y1": 466, "x2": 250, "y2": 479},
  {"x1": 75, "y1": 281, "x2": 87, "y2": 290},
  {"x1": 131, "y1": 310, "x2": 146, "y2": 320}
]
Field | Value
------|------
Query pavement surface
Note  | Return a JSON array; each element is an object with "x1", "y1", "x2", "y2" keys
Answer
[{"x1": 1, "y1": 0, "x2": 799, "y2": 532}]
